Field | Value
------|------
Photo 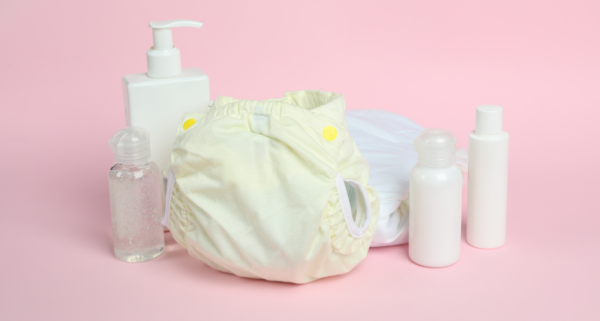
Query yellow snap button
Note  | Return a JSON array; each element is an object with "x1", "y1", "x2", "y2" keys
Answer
[
  {"x1": 323, "y1": 126, "x2": 337, "y2": 141},
  {"x1": 183, "y1": 119, "x2": 196, "y2": 131}
]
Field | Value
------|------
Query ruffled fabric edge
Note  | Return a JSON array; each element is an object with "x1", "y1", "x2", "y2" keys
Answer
[{"x1": 168, "y1": 185, "x2": 190, "y2": 249}]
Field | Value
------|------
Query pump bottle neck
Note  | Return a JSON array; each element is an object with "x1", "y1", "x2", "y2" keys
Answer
[{"x1": 146, "y1": 20, "x2": 203, "y2": 78}]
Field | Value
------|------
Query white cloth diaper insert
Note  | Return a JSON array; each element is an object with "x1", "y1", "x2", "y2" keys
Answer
[
  {"x1": 346, "y1": 110, "x2": 421, "y2": 246},
  {"x1": 346, "y1": 109, "x2": 467, "y2": 247},
  {"x1": 163, "y1": 91, "x2": 379, "y2": 284}
]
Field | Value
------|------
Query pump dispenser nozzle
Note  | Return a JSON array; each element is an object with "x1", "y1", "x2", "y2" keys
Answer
[{"x1": 146, "y1": 20, "x2": 203, "y2": 78}]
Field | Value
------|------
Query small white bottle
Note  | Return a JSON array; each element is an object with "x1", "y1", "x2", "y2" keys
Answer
[
  {"x1": 409, "y1": 129, "x2": 463, "y2": 267},
  {"x1": 123, "y1": 20, "x2": 210, "y2": 174},
  {"x1": 467, "y1": 105, "x2": 509, "y2": 249},
  {"x1": 108, "y1": 127, "x2": 165, "y2": 262}
]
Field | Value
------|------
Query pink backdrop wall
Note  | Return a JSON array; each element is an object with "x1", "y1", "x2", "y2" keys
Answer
[{"x1": 1, "y1": 0, "x2": 599, "y2": 320}]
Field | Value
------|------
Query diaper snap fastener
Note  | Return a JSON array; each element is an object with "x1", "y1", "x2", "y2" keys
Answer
[
  {"x1": 183, "y1": 119, "x2": 196, "y2": 130},
  {"x1": 323, "y1": 126, "x2": 337, "y2": 141}
]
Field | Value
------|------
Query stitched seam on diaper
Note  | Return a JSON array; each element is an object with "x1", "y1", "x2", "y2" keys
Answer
[
  {"x1": 172, "y1": 185, "x2": 190, "y2": 249},
  {"x1": 325, "y1": 188, "x2": 336, "y2": 242},
  {"x1": 182, "y1": 193, "x2": 191, "y2": 248},
  {"x1": 335, "y1": 134, "x2": 350, "y2": 165}
]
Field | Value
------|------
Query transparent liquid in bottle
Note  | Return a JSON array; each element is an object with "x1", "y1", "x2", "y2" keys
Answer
[{"x1": 108, "y1": 162, "x2": 164, "y2": 262}]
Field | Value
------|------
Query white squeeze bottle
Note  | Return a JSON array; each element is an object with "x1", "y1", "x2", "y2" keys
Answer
[
  {"x1": 123, "y1": 20, "x2": 210, "y2": 175},
  {"x1": 467, "y1": 105, "x2": 509, "y2": 249},
  {"x1": 409, "y1": 129, "x2": 463, "y2": 268}
]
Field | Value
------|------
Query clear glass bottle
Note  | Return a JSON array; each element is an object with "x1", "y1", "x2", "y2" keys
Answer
[{"x1": 108, "y1": 126, "x2": 164, "y2": 262}]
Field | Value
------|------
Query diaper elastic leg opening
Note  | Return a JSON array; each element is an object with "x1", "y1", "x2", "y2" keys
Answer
[
  {"x1": 336, "y1": 173, "x2": 371, "y2": 238},
  {"x1": 344, "y1": 181, "x2": 365, "y2": 228}
]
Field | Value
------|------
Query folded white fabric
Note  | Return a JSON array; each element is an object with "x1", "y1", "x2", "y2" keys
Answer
[
  {"x1": 346, "y1": 110, "x2": 422, "y2": 246},
  {"x1": 346, "y1": 110, "x2": 468, "y2": 247}
]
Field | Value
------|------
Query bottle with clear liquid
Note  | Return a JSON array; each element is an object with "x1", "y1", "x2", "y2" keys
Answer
[{"x1": 108, "y1": 126, "x2": 165, "y2": 262}]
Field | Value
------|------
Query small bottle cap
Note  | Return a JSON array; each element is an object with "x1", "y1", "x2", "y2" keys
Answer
[
  {"x1": 414, "y1": 128, "x2": 457, "y2": 168},
  {"x1": 109, "y1": 127, "x2": 151, "y2": 165},
  {"x1": 476, "y1": 105, "x2": 503, "y2": 135}
]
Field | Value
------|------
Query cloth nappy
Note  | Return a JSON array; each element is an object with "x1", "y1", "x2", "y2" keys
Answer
[{"x1": 162, "y1": 91, "x2": 379, "y2": 284}]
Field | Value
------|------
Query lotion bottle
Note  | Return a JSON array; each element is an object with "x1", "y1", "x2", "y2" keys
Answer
[
  {"x1": 123, "y1": 20, "x2": 210, "y2": 174},
  {"x1": 409, "y1": 129, "x2": 463, "y2": 267},
  {"x1": 467, "y1": 105, "x2": 509, "y2": 249}
]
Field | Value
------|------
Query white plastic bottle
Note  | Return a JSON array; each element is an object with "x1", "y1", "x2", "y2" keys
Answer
[
  {"x1": 467, "y1": 105, "x2": 509, "y2": 249},
  {"x1": 123, "y1": 20, "x2": 210, "y2": 174},
  {"x1": 409, "y1": 129, "x2": 463, "y2": 267},
  {"x1": 108, "y1": 127, "x2": 165, "y2": 262}
]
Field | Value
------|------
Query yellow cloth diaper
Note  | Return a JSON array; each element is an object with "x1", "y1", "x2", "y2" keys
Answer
[{"x1": 163, "y1": 91, "x2": 379, "y2": 283}]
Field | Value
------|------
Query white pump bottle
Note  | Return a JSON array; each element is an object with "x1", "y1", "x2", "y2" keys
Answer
[{"x1": 123, "y1": 20, "x2": 210, "y2": 174}]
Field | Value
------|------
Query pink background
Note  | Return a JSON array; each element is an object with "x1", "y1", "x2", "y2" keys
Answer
[{"x1": 1, "y1": 0, "x2": 599, "y2": 319}]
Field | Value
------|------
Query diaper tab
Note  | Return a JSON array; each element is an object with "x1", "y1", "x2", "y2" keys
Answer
[{"x1": 249, "y1": 105, "x2": 270, "y2": 135}]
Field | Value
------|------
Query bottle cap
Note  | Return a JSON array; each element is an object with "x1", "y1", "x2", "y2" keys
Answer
[
  {"x1": 146, "y1": 20, "x2": 203, "y2": 78},
  {"x1": 109, "y1": 127, "x2": 151, "y2": 165},
  {"x1": 475, "y1": 105, "x2": 503, "y2": 135},
  {"x1": 414, "y1": 128, "x2": 457, "y2": 168}
]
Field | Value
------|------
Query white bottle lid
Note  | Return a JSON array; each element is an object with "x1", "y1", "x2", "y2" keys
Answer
[
  {"x1": 475, "y1": 105, "x2": 503, "y2": 135},
  {"x1": 146, "y1": 20, "x2": 203, "y2": 78},
  {"x1": 109, "y1": 127, "x2": 151, "y2": 165}
]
